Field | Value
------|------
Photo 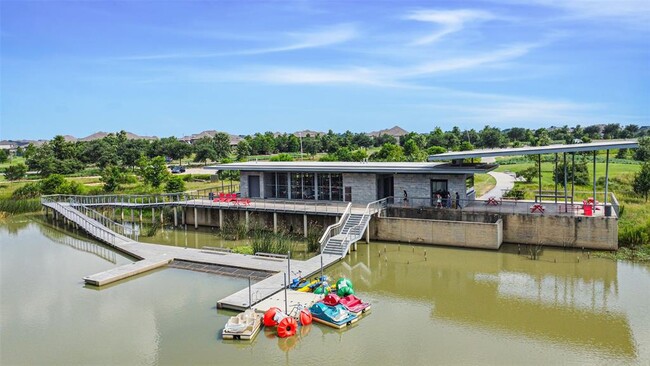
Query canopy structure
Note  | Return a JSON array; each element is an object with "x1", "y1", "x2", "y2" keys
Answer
[
  {"x1": 427, "y1": 140, "x2": 639, "y2": 161},
  {"x1": 428, "y1": 139, "x2": 641, "y2": 214}
]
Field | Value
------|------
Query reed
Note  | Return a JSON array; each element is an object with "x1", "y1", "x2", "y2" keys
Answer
[
  {"x1": 0, "y1": 198, "x2": 41, "y2": 214},
  {"x1": 250, "y1": 229, "x2": 294, "y2": 257}
]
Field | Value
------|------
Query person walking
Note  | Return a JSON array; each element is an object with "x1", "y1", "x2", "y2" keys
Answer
[{"x1": 455, "y1": 192, "x2": 462, "y2": 209}]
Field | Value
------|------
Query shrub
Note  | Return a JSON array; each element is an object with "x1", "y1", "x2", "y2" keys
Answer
[
  {"x1": 39, "y1": 174, "x2": 84, "y2": 195},
  {"x1": 503, "y1": 188, "x2": 525, "y2": 199},
  {"x1": 12, "y1": 182, "x2": 41, "y2": 199},
  {"x1": 165, "y1": 176, "x2": 186, "y2": 193}
]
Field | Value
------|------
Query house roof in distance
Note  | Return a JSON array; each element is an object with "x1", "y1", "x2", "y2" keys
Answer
[
  {"x1": 428, "y1": 140, "x2": 640, "y2": 161},
  {"x1": 208, "y1": 161, "x2": 496, "y2": 174}
]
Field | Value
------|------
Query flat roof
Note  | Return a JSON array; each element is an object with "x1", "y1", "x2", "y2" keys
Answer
[
  {"x1": 428, "y1": 139, "x2": 639, "y2": 161},
  {"x1": 208, "y1": 161, "x2": 496, "y2": 174}
]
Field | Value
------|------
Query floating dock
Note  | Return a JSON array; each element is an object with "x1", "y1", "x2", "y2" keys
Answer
[{"x1": 83, "y1": 256, "x2": 173, "y2": 286}]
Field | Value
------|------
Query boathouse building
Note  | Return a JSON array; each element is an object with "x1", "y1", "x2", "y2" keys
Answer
[{"x1": 210, "y1": 161, "x2": 496, "y2": 205}]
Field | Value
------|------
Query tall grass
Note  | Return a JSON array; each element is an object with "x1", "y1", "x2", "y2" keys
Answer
[
  {"x1": 221, "y1": 215, "x2": 248, "y2": 240},
  {"x1": 250, "y1": 229, "x2": 295, "y2": 257},
  {"x1": 0, "y1": 198, "x2": 41, "y2": 214}
]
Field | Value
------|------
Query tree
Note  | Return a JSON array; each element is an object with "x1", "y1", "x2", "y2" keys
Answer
[
  {"x1": 193, "y1": 136, "x2": 217, "y2": 164},
  {"x1": 635, "y1": 136, "x2": 650, "y2": 162},
  {"x1": 213, "y1": 132, "x2": 232, "y2": 160},
  {"x1": 479, "y1": 126, "x2": 504, "y2": 148},
  {"x1": 100, "y1": 166, "x2": 125, "y2": 192},
  {"x1": 616, "y1": 148, "x2": 628, "y2": 159},
  {"x1": 0, "y1": 149, "x2": 8, "y2": 163},
  {"x1": 602, "y1": 123, "x2": 621, "y2": 139},
  {"x1": 370, "y1": 143, "x2": 405, "y2": 162},
  {"x1": 235, "y1": 140, "x2": 251, "y2": 161},
  {"x1": 160, "y1": 137, "x2": 192, "y2": 165},
  {"x1": 165, "y1": 176, "x2": 186, "y2": 193},
  {"x1": 633, "y1": 162, "x2": 650, "y2": 202},
  {"x1": 4, "y1": 163, "x2": 28, "y2": 181},
  {"x1": 584, "y1": 125, "x2": 602, "y2": 139},
  {"x1": 138, "y1": 156, "x2": 169, "y2": 188}
]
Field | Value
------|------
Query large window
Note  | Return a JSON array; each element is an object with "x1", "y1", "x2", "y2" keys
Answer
[
  {"x1": 318, "y1": 174, "x2": 331, "y2": 201},
  {"x1": 266, "y1": 172, "x2": 343, "y2": 201},
  {"x1": 264, "y1": 172, "x2": 289, "y2": 198},
  {"x1": 331, "y1": 174, "x2": 343, "y2": 201}
]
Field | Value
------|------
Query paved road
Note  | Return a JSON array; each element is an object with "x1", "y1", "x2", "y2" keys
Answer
[{"x1": 479, "y1": 171, "x2": 516, "y2": 200}]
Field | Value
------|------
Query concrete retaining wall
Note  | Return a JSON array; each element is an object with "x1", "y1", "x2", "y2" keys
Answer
[
  {"x1": 500, "y1": 214, "x2": 618, "y2": 250},
  {"x1": 371, "y1": 216, "x2": 503, "y2": 250}
]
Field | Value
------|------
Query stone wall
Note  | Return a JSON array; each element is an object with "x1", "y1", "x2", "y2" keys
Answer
[{"x1": 393, "y1": 173, "x2": 470, "y2": 202}]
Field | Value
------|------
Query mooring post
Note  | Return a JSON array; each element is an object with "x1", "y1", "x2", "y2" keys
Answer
[
  {"x1": 284, "y1": 273, "x2": 288, "y2": 314},
  {"x1": 287, "y1": 250, "x2": 291, "y2": 285},
  {"x1": 248, "y1": 276, "x2": 252, "y2": 310}
]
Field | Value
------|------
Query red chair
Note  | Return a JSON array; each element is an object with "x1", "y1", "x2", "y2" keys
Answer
[{"x1": 218, "y1": 192, "x2": 226, "y2": 202}]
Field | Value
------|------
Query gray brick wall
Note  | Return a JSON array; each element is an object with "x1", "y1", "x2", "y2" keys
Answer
[
  {"x1": 343, "y1": 173, "x2": 377, "y2": 204},
  {"x1": 393, "y1": 173, "x2": 470, "y2": 202}
]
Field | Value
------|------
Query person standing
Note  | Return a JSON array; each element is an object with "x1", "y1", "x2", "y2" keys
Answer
[
  {"x1": 455, "y1": 192, "x2": 462, "y2": 209},
  {"x1": 403, "y1": 190, "x2": 409, "y2": 205}
]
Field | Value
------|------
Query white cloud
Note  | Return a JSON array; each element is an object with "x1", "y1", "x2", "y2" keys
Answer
[
  {"x1": 490, "y1": 0, "x2": 650, "y2": 27},
  {"x1": 404, "y1": 9, "x2": 495, "y2": 45},
  {"x1": 116, "y1": 24, "x2": 357, "y2": 61}
]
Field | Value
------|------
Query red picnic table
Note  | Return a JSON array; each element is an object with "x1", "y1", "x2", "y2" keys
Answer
[
  {"x1": 530, "y1": 204, "x2": 545, "y2": 213},
  {"x1": 486, "y1": 197, "x2": 500, "y2": 205}
]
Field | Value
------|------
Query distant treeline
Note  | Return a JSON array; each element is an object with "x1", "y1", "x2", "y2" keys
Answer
[{"x1": 4, "y1": 123, "x2": 649, "y2": 179}]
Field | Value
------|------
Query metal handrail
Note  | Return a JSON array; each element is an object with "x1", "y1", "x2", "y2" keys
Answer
[
  {"x1": 318, "y1": 202, "x2": 352, "y2": 253},
  {"x1": 323, "y1": 197, "x2": 388, "y2": 256},
  {"x1": 337, "y1": 198, "x2": 388, "y2": 256},
  {"x1": 41, "y1": 197, "x2": 122, "y2": 246}
]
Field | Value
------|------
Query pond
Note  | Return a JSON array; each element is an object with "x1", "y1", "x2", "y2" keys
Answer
[{"x1": 2, "y1": 215, "x2": 649, "y2": 365}]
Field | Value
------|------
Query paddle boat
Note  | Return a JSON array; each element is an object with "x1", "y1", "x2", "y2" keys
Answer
[
  {"x1": 309, "y1": 302, "x2": 359, "y2": 329},
  {"x1": 339, "y1": 295, "x2": 371, "y2": 314},
  {"x1": 222, "y1": 309, "x2": 262, "y2": 340}
]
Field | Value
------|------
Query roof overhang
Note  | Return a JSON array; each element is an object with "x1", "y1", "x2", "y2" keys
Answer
[
  {"x1": 207, "y1": 161, "x2": 497, "y2": 175},
  {"x1": 428, "y1": 139, "x2": 640, "y2": 161}
]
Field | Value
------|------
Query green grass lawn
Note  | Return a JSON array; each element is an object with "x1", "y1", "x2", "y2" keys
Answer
[{"x1": 474, "y1": 173, "x2": 497, "y2": 197}]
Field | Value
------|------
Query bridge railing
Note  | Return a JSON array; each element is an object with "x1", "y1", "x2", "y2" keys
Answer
[{"x1": 41, "y1": 197, "x2": 122, "y2": 246}]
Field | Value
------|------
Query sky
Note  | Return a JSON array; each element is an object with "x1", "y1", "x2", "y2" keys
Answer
[{"x1": 1, "y1": 0, "x2": 649, "y2": 140}]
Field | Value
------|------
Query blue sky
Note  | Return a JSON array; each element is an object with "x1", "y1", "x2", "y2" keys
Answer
[{"x1": 1, "y1": 0, "x2": 648, "y2": 140}]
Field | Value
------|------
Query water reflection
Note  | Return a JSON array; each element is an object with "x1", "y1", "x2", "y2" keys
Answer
[{"x1": 334, "y1": 242, "x2": 636, "y2": 358}]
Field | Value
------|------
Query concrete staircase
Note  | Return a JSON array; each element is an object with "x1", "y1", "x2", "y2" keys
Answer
[{"x1": 322, "y1": 213, "x2": 369, "y2": 256}]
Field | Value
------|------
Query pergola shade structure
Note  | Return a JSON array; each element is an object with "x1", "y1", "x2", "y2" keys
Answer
[{"x1": 428, "y1": 140, "x2": 640, "y2": 214}]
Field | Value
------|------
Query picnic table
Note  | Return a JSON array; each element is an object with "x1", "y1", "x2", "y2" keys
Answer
[
  {"x1": 530, "y1": 204, "x2": 545, "y2": 213},
  {"x1": 486, "y1": 197, "x2": 500, "y2": 206}
]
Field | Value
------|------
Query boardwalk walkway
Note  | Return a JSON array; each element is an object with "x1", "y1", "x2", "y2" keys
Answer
[{"x1": 42, "y1": 198, "x2": 345, "y2": 310}]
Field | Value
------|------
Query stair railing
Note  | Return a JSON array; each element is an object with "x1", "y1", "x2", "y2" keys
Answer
[{"x1": 319, "y1": 202, "x2": 352, "y2": 254}]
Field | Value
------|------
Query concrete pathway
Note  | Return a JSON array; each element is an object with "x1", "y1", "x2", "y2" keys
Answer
[{"x1": 479, "y1": 171, "x2": 516, "y2": 200}]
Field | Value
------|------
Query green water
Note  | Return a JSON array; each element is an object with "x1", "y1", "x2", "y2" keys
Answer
[
  {"x1": 2, "y1": 215, "x2": 650, "y2": 365},
  {"x1": 138, "y1": 224, "x2": 315, "y2": 259}
]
